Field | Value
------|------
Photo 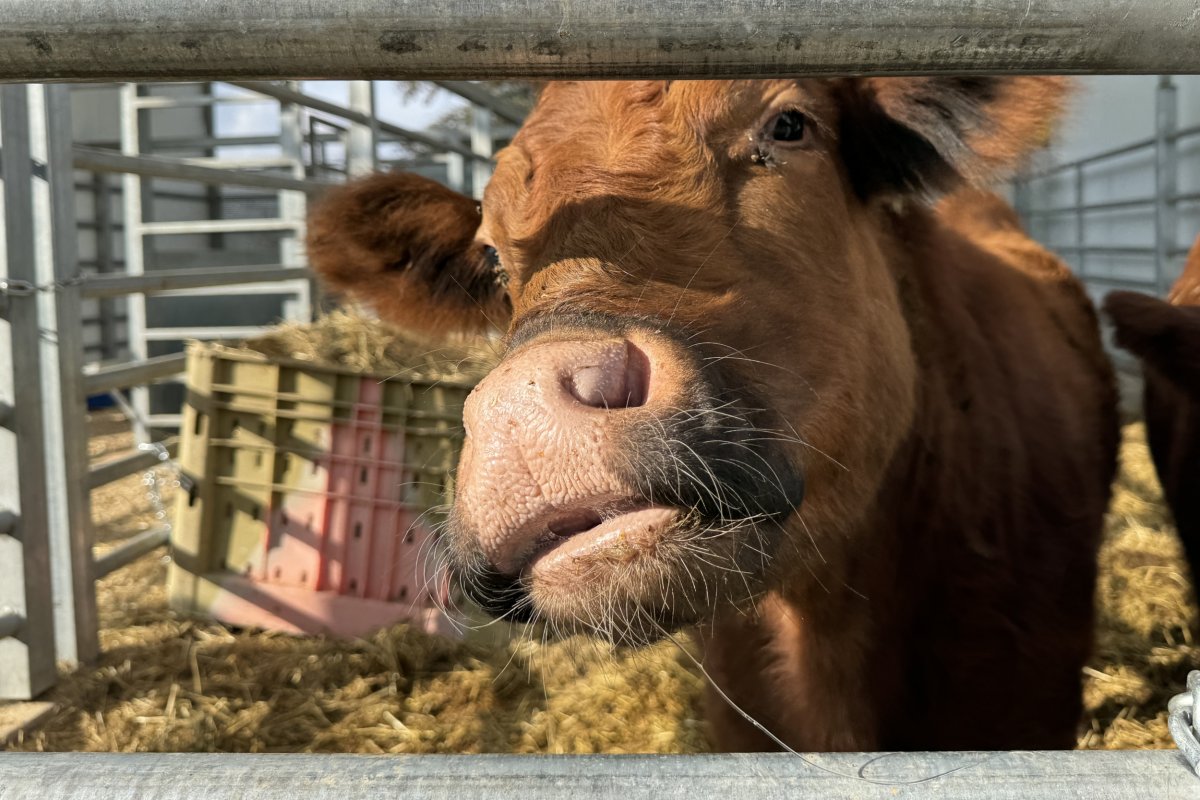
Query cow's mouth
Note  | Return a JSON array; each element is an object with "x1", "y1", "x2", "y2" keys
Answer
[{"x1": 527, "y1": 504, "x2": 682, "y2": 579}]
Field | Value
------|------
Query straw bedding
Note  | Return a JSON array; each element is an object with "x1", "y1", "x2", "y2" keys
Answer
[{"x1": 3, "y1": 319, "x2": 1195, "y2": 754}]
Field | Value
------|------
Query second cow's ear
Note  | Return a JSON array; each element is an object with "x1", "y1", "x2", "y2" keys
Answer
[
  {"x1": 306, "y1": 172, "x2": 511, "y2": 337},
  {"x1": 839, "y1": 76, "x2": 1071, "y2": 200}
]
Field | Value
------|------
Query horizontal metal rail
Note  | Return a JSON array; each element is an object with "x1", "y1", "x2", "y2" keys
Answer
[
  {"x1": 1021, "y1": 122, "x2": 1200, "y2": 181},
  {"x1": 93, "y1": 527, "x2": 170, "y2": 578},
  {"x1": 1078, "y1": 275, "x2": 1163, "y2": 292},
  {"x1": 1025, "y1": 197, "x2": 1158, "y2": 215},
  {"x1": 433, "y1": 81, "x2": 526, "y2": 126},
  {"x1": 73, "y1": 146, "x2": 332, "y2": 194},
  {"x1": 0, "y1": 507, "x2": 16, "y2": 537},
  {"x1": 142, "y1": 326, "x2": 265, "y2": 341},
  {"x1": 227, "y1": 82, "x2": 492, "y2": 164},
  {"x1": 0, "y1": 751, "x2": 1196, "y2": 799},
  {"x1": 80, "y1": 265, "x2": 312, "y2": 299},
  {"x1": 130, "y1": 94, "x2": 273, "y2": 109},
  {"x1": 138, "y1": 218, "x2": 299, "y2": 236},
  {"x1": 0, "y1": 608, "x2": 23, "y2": 640},
  {"x1": 3, "y1": 1, "x2": 1200, "y2": 81},
  {"x1": 145, "y1": 414, "x2": 183, "y2": 430},
  {"x1": 82, "y1": 353, "x2": 187, "y2": 395},
  {"x1": 88, "y1": 438, "x2": 179, "y2": 490}
]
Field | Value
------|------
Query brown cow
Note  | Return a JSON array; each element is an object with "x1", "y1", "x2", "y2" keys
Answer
[
  {"x1": 1105, "y1": 235, "x2": 1200, "y2": 588},
  {"x1": 307, "y1": 79, "x2": 1119, "y2": 752}
]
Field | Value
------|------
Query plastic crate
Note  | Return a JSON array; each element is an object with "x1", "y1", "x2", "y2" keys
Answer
[{"x1": 169, "y1": 342, "x2": 474, "y2": 638}]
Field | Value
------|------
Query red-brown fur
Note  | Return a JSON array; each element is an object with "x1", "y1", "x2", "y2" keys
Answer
[
  {"x1": 1106, "y1": 235, "x2": 1200, "y2": 586},
  {"x1": 307, "y1": 78, "x2": 1118, "y2": 751}
]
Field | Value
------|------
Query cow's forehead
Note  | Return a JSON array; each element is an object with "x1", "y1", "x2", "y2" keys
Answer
[{"x1": 519, "y1": 79, "x2": 831, "y2": 150}]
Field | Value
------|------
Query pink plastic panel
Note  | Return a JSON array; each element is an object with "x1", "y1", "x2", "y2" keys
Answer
[
  {"x1": 261, "y1": 455, "x2": 329, "y2": 589},
  {"x1": 252, "y1": 375, "x2": 449, "y2": 631},
  {"x1": 205, "y1": 575, "x2": 455, "y2": 638}
]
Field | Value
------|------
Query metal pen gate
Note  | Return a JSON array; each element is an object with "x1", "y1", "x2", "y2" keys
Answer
[{"x1": 0, "y1": 79, "x2": 502, "y2": 697}]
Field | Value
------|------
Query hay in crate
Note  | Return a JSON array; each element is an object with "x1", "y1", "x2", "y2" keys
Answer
[
  {"x1": 5, "y1": 325, "x2": 1197, "y2": 753},
  {"x1": 240, "y1": 309, "x2": 498, "y2": 382}
]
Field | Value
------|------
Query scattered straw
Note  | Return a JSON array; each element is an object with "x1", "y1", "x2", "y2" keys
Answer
[{"x1": 4, "y1": 395, "x2": 1194, "y2": 753}]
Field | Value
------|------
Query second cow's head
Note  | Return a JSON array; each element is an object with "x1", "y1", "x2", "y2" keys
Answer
[{"x1": 308, "y1": 78, "x2": 1065, "y2": 642}]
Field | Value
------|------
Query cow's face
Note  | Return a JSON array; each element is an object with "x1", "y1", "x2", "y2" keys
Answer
[{"x1": 308, "y1": 78, "x2": 1066, "y2": 642}]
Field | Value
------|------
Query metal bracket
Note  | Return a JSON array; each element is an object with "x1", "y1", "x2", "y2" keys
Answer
[{"x1": 1168, "y1": 670, "x2": 1200, "y2": 777}]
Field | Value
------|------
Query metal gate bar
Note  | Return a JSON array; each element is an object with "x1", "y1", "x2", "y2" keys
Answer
[
  {"x1": 0, "y1": 751, "x2": 1196, "y2": 800},
  {"x1": 2, "y1": 1, "x2": 1200, "y2": 81},
  {"x1": 0, "y1": 84, "x2": 60, "y2": 699}
]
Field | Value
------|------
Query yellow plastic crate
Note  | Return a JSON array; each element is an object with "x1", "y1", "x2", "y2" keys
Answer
[{"x1": 169, "y1": 342, "x2": 474, "y2": 638}]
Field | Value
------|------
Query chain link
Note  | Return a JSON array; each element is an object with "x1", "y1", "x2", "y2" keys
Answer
[
  {"x1": 0, "y1": 274, "x2": 88, "y2": 297},
  {"x1": 136, "y1": 441, "x2": 181, "y2": 533}
]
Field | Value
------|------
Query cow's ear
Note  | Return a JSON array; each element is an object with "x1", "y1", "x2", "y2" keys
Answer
[
  {"x1": 306, "y1": 172, "x2": 510, "y2": 337},
  {"x1": 1105, "y1": 291, "x2": 1200, "y2": 393},
  {"x1": 840, "y1": 77, "x2": 1070, "y2": 200}
]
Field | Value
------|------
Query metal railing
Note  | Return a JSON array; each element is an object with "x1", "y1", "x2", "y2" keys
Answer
[
  {"x1": 0, "y1": 79, "x2": 507, "y2": 701},
  {"x1": 0, "y1": 750, "x2": 1196, "y2": 799},
  {"x1": 1, "y1": 1, "x2": 1200, "y2": 81},
  {"x1": 1013, "y1": 77, "x2": 1199, "y2": 300}
]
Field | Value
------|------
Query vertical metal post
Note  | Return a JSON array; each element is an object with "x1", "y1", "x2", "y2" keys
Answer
[
  {"x1": 347, "y1": 81, "x2": 378, "y2": 177},
  {"x1": 1074, "y1": 164, "x2": 1086, "y2": 278},
  {"x1": 1154, "y1": 75, "x2": 1178, "y2": 297},
  {"x1": 470, "y1": 105, "x2": 493, "y2": 200},
  {"x1": 0, "y1": 85, "x2": 59, "y2": 699},
  {"x1": 444, "y1": 153, "x2": 466, "y2": 195},
  {"x1": 278, "y1": 81, "x2": 311, "y2": 322},
  {"x1": 201, "y1": 82, "x2": 225, "y2": 252},
  {"x1": 119, "y1": 83, "x2": 150, "y2": 442},
  {"x1": 92, "y1": 171, "x2": 120, "y2": 360},
  {"x1": 37, "y1": 83, "x2": 99, "y2": 664}
]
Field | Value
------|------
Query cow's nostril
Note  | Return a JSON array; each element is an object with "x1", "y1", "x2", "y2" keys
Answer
[{"x1": 568, "y1": 341, "x2": 651, "y2": 409}]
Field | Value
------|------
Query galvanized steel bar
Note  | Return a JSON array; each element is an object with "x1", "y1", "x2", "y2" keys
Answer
[
  {"x1": 38, "y1": 82, "x2": 100, "y2": 664},
  {"x1": 80, "y1": 265, "x2": 312, "y2": 299},
  {"x1": 88, "y1": 438, "x2": 179, "y2": 490},
  {"x1": 82, "y1": 353, "x2": 188, "y2": 395},
  {"x1": 227, "y1": 81, "x2": 491, "y2": 163},
  {"x1": 141, "y1": 326, "x2": 266, "y2": 341},
  {"x1": 278, "y1": 83, "x2": 312, "y2": 324},
  {"x1": 73, "y1": 146, "x2": 334, "y2": 194},
  {"x1": 1155, "y1": 76, "x2": 1179, "y2": 295},
  {"x1": 0, "y1": 84, "x2": 58, "y2": 700},
  {"x1": 138, "y1": 218, "x2": 300, "y2": 236},
  {"x1": 2, "y1": 1, "x2": 1200, "y2": 82},
  {"x1": 93, "y1": 526, "x2": 170, "y2": 579},
  {"x1": 0, "y1": 751, "x2": 1198, "y2": 799},
  {"x1": 434, "y1": 81, "x2": 527, "y2": 126},
  {"x1": 119, "y1": 82, "x2": 150, "y2": 444}
]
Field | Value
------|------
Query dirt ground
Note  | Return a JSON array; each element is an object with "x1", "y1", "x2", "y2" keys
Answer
[{"x1": 3, "y1": 414, "x2": 1195, "y2": 753}]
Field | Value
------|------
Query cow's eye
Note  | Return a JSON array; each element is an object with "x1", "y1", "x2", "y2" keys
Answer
[{"x1": 770, "y1": 109, "x2": 807, "y2": 143}]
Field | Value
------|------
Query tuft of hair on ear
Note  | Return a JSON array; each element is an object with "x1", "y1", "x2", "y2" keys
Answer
[
  {"x1": 841, "y1": 76, "x2": 1072, "y2": 201},
  {"x1": 1105, "y1": 291, "x2": 1200, "y2": 393},
  {"x1": 306, "y1": 171, "x2": 510, "y2": 338}
]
